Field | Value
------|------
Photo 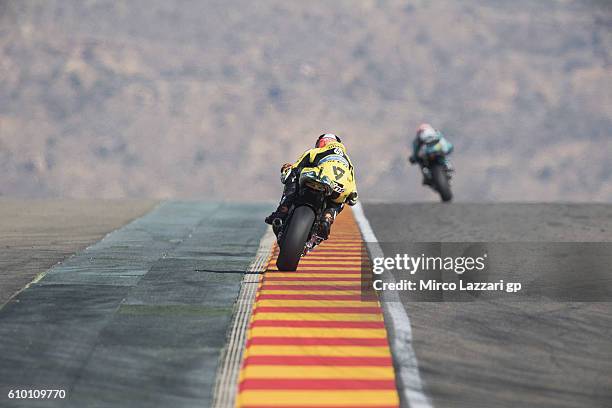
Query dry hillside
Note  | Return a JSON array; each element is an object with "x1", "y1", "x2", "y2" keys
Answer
[{"x1": 1, "y1": 0, "x2": 611, "y2": 201}]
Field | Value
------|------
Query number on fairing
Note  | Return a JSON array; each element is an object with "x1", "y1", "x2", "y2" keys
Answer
[{"x1": 332, "y1": 166, "x2": 345, "y2": 180}]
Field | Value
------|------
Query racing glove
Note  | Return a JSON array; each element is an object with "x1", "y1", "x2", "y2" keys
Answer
[{"x1": 346, "y1": 191, "x2": 358, "y2": 206}]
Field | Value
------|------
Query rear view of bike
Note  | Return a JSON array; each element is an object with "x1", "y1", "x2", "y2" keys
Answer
[
  {"x1": 429, "y1": 161, "x2": 453, "y2": 202},
  {"x1": 419, "y1": 145, "x2": 454, "y2": 202},
  {"x1": 275, "y1": 164, "x2": 350, "y2": 271}
]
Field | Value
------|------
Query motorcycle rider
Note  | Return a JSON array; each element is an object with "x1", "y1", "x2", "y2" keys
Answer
[
  {"x1": 409, "y1": 123, "x2": 454, "y2": 185},
  {"x1": 265, "y1": 134, "x2": 358, "y2": 239}
]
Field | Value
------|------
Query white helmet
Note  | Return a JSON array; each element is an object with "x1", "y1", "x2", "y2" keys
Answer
[
  {"x1": 315, "y1": 133, "x2": 342, "y2": 148},
  {"x1": 417, "y1": 123, "x2": 440, "y2": 145}
]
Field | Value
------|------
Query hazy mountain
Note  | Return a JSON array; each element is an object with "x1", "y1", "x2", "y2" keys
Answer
[{"x1": 1, "y1": 0, "x2": 611, "y2": 201}]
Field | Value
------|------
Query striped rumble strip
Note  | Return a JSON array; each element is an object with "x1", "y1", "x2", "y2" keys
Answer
[{"x1": 236, "y1": 207, "x2": 400, "y2": 408}]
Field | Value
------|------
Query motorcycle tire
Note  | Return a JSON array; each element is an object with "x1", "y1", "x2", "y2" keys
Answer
[
  {"x1": 431, "y1": 163, "x2": 453, "y2": 202},
  {"x1": 276, "y1": 206, "x2": 316, "y2": 271}
]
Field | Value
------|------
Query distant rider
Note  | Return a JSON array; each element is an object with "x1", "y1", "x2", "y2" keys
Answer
[
  {"x1": 265, "y1": 134, "x2": 358, "y2": 239},
  {"x1": 409, "y1": 123, "x2": 454, "y2": 184}
]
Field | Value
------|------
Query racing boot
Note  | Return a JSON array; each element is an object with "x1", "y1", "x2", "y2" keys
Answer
[
  {"x1": 444, "y1": 160, "x2": 454, "y2": 180},
  {"x1": 265, "y1": 205, "x2": 288, "y2": 226},
  {"x1": 318, "y1": 209, "x2": 337, "y2": 240},
  {"x1": 265, "y1": 170, "x2": 298, "y2": 226},
  {"x1": 319, "y1": 217, "x2": 332, "y2": 240}
]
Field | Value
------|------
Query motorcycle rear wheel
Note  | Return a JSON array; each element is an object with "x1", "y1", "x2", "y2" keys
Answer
[
  {"x1": 431, "y1": 163, "x2": 453, "y2": 202},
  {"x1": 276, "y1": 206, "x2": 316, "y2": 271}
]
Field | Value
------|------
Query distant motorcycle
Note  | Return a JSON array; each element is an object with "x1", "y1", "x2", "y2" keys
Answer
[
  {"x1": 418, "y1": 143, "x2": 453, "y2": 202},
  {"x1": 273, "y1": 165, "x2": 350, "y2": 271}
]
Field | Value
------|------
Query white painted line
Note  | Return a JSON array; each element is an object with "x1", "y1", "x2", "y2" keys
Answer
[
  {"x1": 353, "y1": 203, "x2": 433, "y2": 408},
  {"x1": 212, "y1": 226, "x2": 276, "y2": 408}
]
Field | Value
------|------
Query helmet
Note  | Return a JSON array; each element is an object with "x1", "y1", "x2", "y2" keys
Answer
[
  {"x1": 316, "y1": 133, "x2": 342, "y2": 148},
  {"x1": 416, "y1": 123, "x2": 439, "y2": 145}
]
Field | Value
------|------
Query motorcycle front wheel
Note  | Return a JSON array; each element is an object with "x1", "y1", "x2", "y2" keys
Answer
[
  {"x1": 430, "y1": 163, "x2": 453, "y2": 202},
  {"x1": 276, "y1": 205, "x2": 316, "y2": 271}
]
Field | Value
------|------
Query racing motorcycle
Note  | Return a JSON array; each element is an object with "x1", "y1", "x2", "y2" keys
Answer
[
  {"x1": 272, "y1": 165, "x2": 350, "y2": 271},
  {"x1": 418, "y1": 143, "x2": 453, "y2": 202}
]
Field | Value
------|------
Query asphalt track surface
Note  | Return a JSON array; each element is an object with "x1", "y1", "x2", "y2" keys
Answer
[
  {"x1": 1, "y1": 201, "x2": 611, "y2": 408},
  {"x1": 363, "y1": 203, "x2": 612, "y2": 408},
  {"x1": 0, "y1": 201, "x2": 268, "y2": 408},
  {"x1": 0, "y1": 200, "x2": 157, "y2": 305}
]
